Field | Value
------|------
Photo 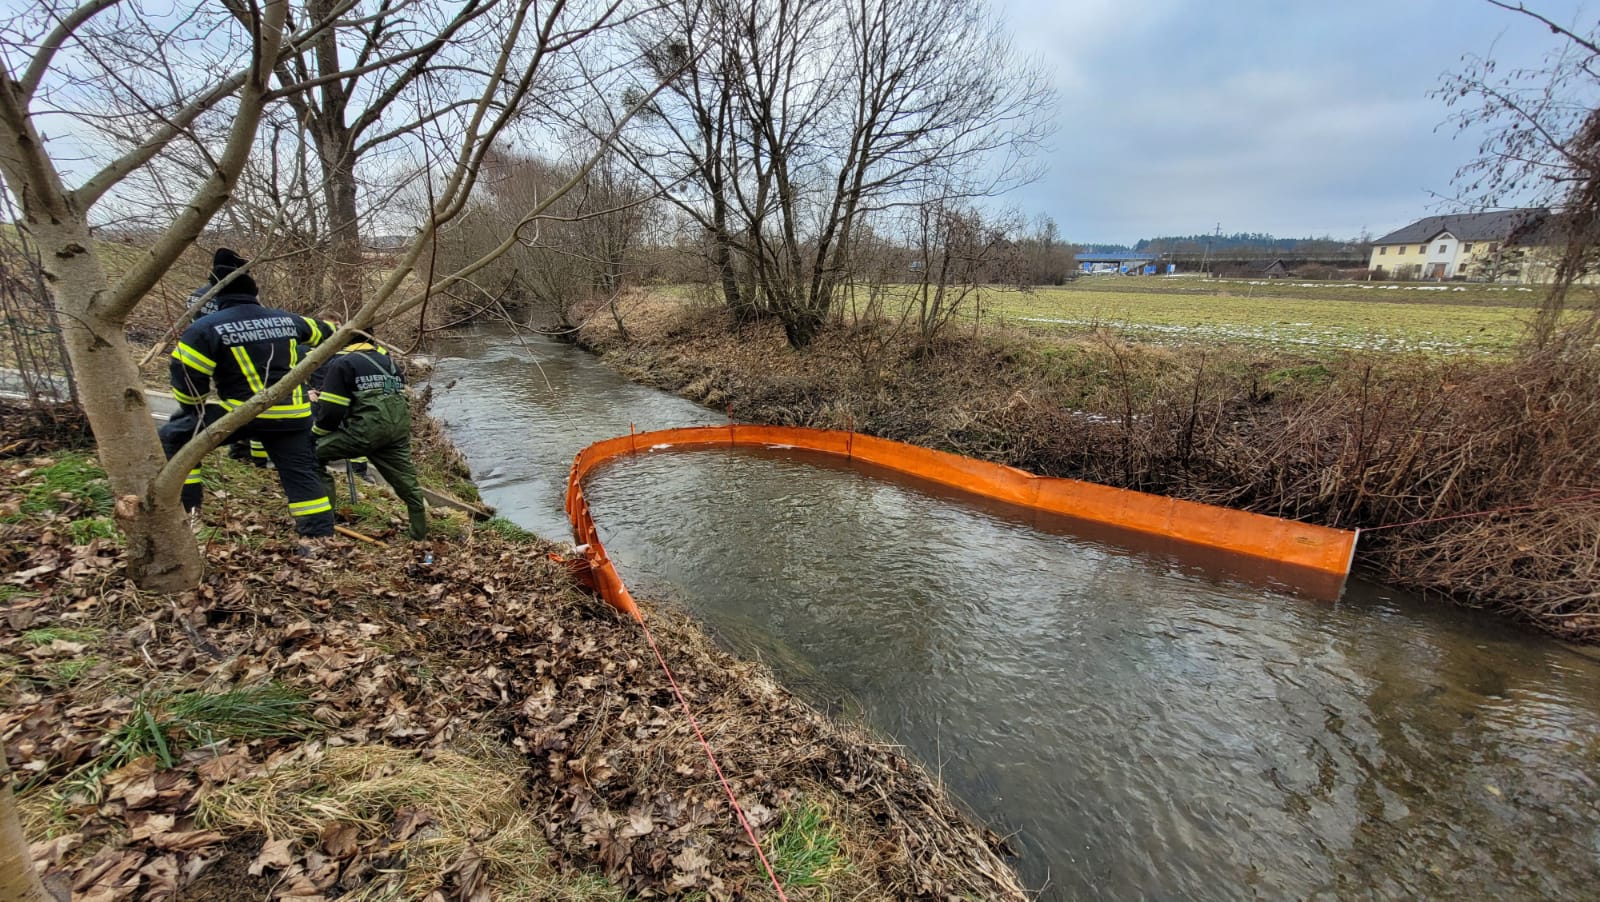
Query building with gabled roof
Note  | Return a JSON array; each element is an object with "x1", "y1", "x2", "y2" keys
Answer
[{"x1": 1368, "y1": 208, "x2": 1550, "y2": 281}]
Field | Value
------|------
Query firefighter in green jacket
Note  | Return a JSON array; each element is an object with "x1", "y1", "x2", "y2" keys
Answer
[{"x1": 310, "y1": 339, "x2": 429, "y2": 539}]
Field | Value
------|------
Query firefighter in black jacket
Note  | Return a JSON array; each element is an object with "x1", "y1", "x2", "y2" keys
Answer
[
  {"x1": 187, "y1": 273, "x2": 268, "y2": 468},
  {"x1": 163, "y1": 249, "x2": 338, "y2": 538},
  {"x1": 310, "y1": 339, "x2": 429, "y2": 539}
]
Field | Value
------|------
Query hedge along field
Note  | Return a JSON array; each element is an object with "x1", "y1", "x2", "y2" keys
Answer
[{"x1": 961, "y1": 278, "x2": 1542, "y2": 355}]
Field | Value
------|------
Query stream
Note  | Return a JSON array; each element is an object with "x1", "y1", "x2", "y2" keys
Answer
[{"x1": 430, "y1": 329, "x2": 1600, "y2": 899}]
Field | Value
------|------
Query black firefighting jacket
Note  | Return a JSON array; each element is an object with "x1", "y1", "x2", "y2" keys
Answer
[
  {"x1": 311, "y1": 342, "x2": 404, "y2": 436},
  {"x1": 169, "y1": 293, "x2": 338, "y2": 424}
]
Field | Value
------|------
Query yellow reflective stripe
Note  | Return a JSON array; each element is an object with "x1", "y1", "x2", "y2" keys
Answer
[
  {"x1": 256, "y1": 404, "x2": 312, "y2": 419},
  {"x1": 312, "y1": 425, "x2": 331, "y2": 436},
  {"x1": 231, "y1": 346, "x2": 266, "y2": 395},
  {"x1": 318, "y1": 392, "x2": 351, "y2": 407},
  {"x1": 218, "y1": 398, "x2": 311, "y2": 417},
  {"x1": 172, "y1": 387, "x2": 204, "y2": 405},
  {"x1": 289, "y1": 497, "x2": 332, "y2": 516},
  {"x1": 185, "y1": 468, "x2": 203, "y2": 485},
  {"x1": 289, "y1": 340, "x2": 305, "y2": 407},
  {"x1": 303, "y1": 317, "x2": 324, "y2": 345},
  {"x1": 173, "y1": 343, "x2": 216, "y2": 375},
  {"x1": 249, "y1": 442, "x2": 268, "y2": 458},
  {"x1": 352, "y1": 457, "x2": 368, "y2": 464}
]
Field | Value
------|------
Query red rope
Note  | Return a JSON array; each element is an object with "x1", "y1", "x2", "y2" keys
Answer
[
  {"x1": 637, "y1": 611, "x2": 789, "y2": 901},
  {"x1": 1359, "y1": 489, "x2": 1600, "y2": 532}
]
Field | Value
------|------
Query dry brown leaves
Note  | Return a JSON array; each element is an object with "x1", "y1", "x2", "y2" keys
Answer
[{"x1": 2, "y1": 447, "x2": 1024, "y2": 900}]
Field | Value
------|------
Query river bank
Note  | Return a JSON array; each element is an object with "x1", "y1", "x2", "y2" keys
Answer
[
  {"x1": 1, "y1": 400, "x2": 1026, "y2": 899},
  {"x1": 577, "y1": 291, "x2": 1600, "y2": 642}
]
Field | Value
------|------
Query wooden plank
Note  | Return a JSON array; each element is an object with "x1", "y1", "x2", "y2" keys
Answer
[{"x1": 421, "y1": 485, "x2": 493, "y2": 520}]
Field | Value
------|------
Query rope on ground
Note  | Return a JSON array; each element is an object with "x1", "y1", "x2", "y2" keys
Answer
[
  {"x1": 1359, "y1": 489, "x2": 1600, "y2": 533},
  {"x1": 635, "y1": 610, "x2": 789, "y2": 901}
]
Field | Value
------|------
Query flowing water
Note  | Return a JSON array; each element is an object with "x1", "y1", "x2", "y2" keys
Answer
[{"x1": 430, "y1": 330, "x2": 1600, "y2": 900}]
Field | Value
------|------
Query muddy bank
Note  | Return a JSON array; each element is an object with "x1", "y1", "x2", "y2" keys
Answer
[
  {"x1": 1, "y1": 402, "x2": 1025, "y2": 900},
  {"x1": 577, "y1": 293, "x2": 1600, "y2": 641}
]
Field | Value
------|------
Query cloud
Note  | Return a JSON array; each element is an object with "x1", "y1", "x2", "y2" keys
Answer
[{"x1": 992, "y1": 0, "x2": 1584, "y2": 242}]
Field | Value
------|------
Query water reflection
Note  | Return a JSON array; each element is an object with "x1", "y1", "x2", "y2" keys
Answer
[{"x1": 431, "y1": 330, "x2": 1600, "y2": 899}]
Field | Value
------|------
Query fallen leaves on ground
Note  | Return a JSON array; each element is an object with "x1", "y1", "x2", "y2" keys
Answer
[{"x1": 2, "y1": 421, "x2": 1025, "y2": 900}]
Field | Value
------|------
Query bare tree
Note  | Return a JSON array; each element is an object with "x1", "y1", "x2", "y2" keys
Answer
[
  {"x1": 625, "y1": 0, "x2": 1051, "y2": 348},
  {"x1": 1437, "y1": 1, "x2": 1600, "y2": 344},
  {"x1": 429, "y1": 145, "x2": 654, "y2": 332},
  {"x1": 275, "y1": 0, "x2": 502, "y2": 312},
  {"x1": 0, "y1": 0, "x2": 671, "y2": 594},
  {"x1": 907, "y1": 199, "x2": 1017, "y2": 350}
]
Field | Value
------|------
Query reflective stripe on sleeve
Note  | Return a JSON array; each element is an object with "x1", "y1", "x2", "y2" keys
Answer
[
  {"x1": 317, "y1": 392, "x2": 351, "y2": 407},
  {"x1": 173, "y1": 342, "x2": 216, "y2": 375},
  {"x1": 172, "y1": 387, "x2": 204, "y2": 405},
  {"x1": 185, "y1": 468, "x2": 204, "y2": 486}
]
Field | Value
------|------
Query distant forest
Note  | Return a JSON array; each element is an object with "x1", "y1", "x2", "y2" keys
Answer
[{"x1": 1080, "y1": 233, "x2": 1364, "y2": 255}]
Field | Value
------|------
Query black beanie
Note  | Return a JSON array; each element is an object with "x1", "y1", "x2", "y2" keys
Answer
[{"x1": 210, "y1": 247, "x2": 258, "y2": 296}]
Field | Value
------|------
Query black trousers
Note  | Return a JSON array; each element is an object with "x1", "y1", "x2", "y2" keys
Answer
[{"x1": 159, "y1": 406, "x2": 335, "y2": 537}]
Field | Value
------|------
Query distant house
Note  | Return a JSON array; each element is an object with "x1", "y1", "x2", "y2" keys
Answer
[{"x1": 1367, "y1": 209, "x2": 1550, "y2": 282}]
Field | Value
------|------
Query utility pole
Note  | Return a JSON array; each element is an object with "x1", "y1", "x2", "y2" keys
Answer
[{"x1": 1200, "y1": 222, "x2": 1221, "y2": 276}]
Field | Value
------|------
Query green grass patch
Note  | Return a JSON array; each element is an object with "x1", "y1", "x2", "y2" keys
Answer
[
  {"x1": 104, "y1": 684, "x2": 314, "y2": 770},
  {"x1": 765, "y1": 800, "x2": 848, "y2": 889},
  {"x1": 41, "y1": 656, "x2": 100, "y2": 687},
  {"x1": 13, "y1": 453, "x2": 113, "y2": 518},
  {"x1": 66, "y1": 515, "x2": 119, "y2": 544},
  {"x1": 480, "y1": 516, "x2": 537, "y2": 544},
  {"x1": 21, "y1": 626, "x2": 103, "y2": 646}
]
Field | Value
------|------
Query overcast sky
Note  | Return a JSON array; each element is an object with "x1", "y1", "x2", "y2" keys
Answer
[{"x1": 994, "y1": 0, "x2": 1590, "y2": 244}]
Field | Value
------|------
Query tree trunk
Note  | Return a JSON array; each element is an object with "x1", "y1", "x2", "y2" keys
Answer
[
  {"x1": 321, "y1": 134, "x2": 363, "y2": 316},
  {"x1": 709, "y1": 194, "x2": 744, "y2": 318},
  {"x1": 35, "y1": 223, "x2": 204, "y2": 591},
  {"x1": 1, "y1": 758, "x2": 54, "y2": 902}
]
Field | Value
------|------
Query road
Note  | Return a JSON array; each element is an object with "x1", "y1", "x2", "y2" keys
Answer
[{"x1": 0, "y1": 368, "x2": 175, "y2": 419}]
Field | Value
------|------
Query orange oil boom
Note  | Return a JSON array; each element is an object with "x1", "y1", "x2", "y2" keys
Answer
[{"x1": 564, "y1": 425, "x2": 1359, "y2": 619}]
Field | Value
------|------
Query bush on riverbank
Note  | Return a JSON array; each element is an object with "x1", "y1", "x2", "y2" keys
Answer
[
  {"x1": 580, "y1": 294, "x2": 1600, "y2": 641},
  {"x1": 1, "y1": 403, "x2": 1026, "y2": 899}
]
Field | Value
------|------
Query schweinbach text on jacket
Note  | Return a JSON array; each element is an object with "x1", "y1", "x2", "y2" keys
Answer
[
  {"x1": 170, "y1": 292, "x2": 339, "y2": 423},
  {"x1": 311, "y1": 342, "x2": 403, "y2": 436}
]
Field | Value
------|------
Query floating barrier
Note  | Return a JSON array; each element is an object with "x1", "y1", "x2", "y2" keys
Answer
[{"x1": 565, "y1": 425, "x2": 1360, "y2": 619}]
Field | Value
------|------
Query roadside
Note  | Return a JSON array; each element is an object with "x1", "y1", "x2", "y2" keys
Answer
[
  {"x1": 1, "y1": 400, "x2": 1027, "y2": 900},
  {"x1": 577, "y1": 290, "x2": 1600, "y2": 642}
]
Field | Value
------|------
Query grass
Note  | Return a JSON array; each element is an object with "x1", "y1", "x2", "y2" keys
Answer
[
  {"x1": 199, "y1": 744, "x2": 623, "y2": 901},
  {"x1": 480, "y1": 516, "x2": 537, "y2": 543},
  {"x1": 104, "y1": 684, "x2": 314, "y2": 770},
  {"x1": 765, "y1": 799, "x2": 848, "y2": 889},
  {"x1": 22, "y1": 625, "x2": 103, "y2": 646},
  {"x1": 11, "y1": 452, "x2": 113, "y2": 518},
  {"x1": 40, "y1": 656, "x2": 101, "y2": 687},
  {"x1": 963, "y1": 280, "x2": 1537, "y2": 355},
  {"x1": 66, "y1": 515, "x2": 118, "y2": 544}
]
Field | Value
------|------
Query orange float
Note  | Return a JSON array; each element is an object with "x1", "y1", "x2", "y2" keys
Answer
[{"x1": 565, "y1": 425, "x2": 1359, "y2": 619}]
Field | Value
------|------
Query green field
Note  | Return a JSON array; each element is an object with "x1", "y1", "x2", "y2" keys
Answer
[{"x1": 964, "y1": 277, "x2": 1545, "y2": 355}]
